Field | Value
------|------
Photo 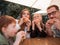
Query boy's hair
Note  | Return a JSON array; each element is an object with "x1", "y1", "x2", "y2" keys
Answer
[{"x1": 0, "y1": 15, "x2": 16, "y2": 30}]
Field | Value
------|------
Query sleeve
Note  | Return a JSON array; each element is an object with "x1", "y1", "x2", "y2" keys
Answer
[
  {"x1": 30, "y1": 26, "x2": 37, "y2": 38},
  {"x1": 0, "y1": 34, "x2": 9, "y2": 45}
]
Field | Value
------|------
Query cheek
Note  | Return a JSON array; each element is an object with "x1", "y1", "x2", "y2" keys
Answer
[
  {"x1": 6, "y1": 30, "x2": 14, "y2": 36},
  {"x1": 54, "y1": 15, "x2": 58, "y2": 18},
  {"x1": 56, "y1": 15, "x2": 59, "y2": 17},
  {"x1": 27, "y1": 15, "x2": 30, "y2": 19},
  {"x1": 10, "y1": 30, "x2": 17, "y2": 36},
  {"x1": 12, "y1": 30, "x2": 17, "y2": 34},
  {"x1": 22, "y1": 15, "x2": 25, "y2": 18},
  {"x1": 8, "y1": 27, "x2": 17, "y2": 33},
  {"x1": 36, "y1": 19, "x2": 40, "y2": 22},
  {"x1": 12, "y1": 29, "x2": 17, "y2": 34}
]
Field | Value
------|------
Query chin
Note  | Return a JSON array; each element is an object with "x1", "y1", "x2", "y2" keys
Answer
[
  {"x1": 10, "y1": 35, "x2": 14, "y2": 37},
  {"x1": 10, "y1": 34, "x2": 15, "y2": 37}
]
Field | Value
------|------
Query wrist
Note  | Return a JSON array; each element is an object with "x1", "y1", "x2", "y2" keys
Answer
[
  {"x1": 38, "y1": 26, "x2": 42, "y2": 31},
  {"x1": 27, "y1": 26, "x2": 30, "y2": 31},
  {"x1": 13, "y1": 39, "x2": 21, "y2": 45}
]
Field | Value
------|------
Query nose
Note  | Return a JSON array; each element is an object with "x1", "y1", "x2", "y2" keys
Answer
[
  {"x1": 25, "y1": 14, "x2": 28, "y2": 17},
  {"x1": 50, "y1": 15, "x2": 54, "y2": 19}
]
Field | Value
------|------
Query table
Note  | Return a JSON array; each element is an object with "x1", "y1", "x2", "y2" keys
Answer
[{"x1": 20, "y1": 37, "x2": 60, "y2": 45}]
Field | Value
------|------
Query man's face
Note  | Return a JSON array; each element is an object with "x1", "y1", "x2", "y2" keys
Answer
[{"x1": 47, "y1": 7, "x2": 60, "y2": 19}]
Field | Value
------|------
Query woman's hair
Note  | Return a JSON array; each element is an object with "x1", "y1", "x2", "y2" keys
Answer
[
  {"x1": 0, "y1": 15, "x2": 16, "y2": 30},
  {"x1": 19, "y1": 8, "x2": 31, "y2": 31},
  {"x1": 20, "y1": 8, "x2": 30, "y2": 18}
]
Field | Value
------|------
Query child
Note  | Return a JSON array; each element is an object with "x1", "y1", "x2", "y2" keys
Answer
[{"x1": 0, "y1": 15, "x2": 26, "y2": 45}]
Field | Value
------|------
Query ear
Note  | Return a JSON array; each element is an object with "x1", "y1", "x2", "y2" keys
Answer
[{"x1": 2, "y1": 27, "x2": 6, "y2": 33}]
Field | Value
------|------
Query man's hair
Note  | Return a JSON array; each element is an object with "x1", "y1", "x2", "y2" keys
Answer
[{"x1": 47, "y1": 5, "x2": 59, "y2": 10}]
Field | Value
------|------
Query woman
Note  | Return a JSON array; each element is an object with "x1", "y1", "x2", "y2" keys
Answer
[
  {"x1": 0, "y1": 15, "x2": 26, "y2": 45},
  {"x1": 19, "y1": 8, "x2": 31, "y2": 38},
  {"x1": 30, "y1": 13, "x2": 47, "y2": 38}
]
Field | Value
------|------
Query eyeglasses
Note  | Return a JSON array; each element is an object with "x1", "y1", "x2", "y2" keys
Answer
[{"x1": 47, "y1": 11, "x2": 57, "y2": 16}]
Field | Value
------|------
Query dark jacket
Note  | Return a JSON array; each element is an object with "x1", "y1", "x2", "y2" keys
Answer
[{"x1": 30, "y1": 25, "x2": 47, "y2": 38}]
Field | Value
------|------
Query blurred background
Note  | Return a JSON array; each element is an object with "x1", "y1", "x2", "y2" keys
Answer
[{"x1": 0, "y1": 0, "x2": 60, "y2": 23}]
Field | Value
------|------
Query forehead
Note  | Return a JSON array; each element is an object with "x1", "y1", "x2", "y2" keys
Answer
[
  {"x1": 23, "y1": 10, "x2": 29, "y2": 13},
  {"x1": 33, "y1": 14, "x2": 41, "y2": 17},
  {"x1": 47, "y1": 7, "x2": 57, "y2": 13},
  {"x1": 9, "y1": 22, "x2": 15, "y2": 26},
  {"x1": 7, "y1": 23, "x2": 16, "y2": 28}
]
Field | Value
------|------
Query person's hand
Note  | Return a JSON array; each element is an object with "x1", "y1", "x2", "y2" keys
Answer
[
  {"x1": 26, "y1": 20, "x2": 31, "y2": 27},
  {"x1": 23, "y1": 17, "x2": 29, "y2": 23},
  {"x1": 13, "y1": 31, "x2": 26, "y2": 45},
  {"x1": 19, "y1": 18, "x2": 24, "y2": 26},
  {"x1": 16, "y1": 31, "x2": 26, "y2": 41},
  {"x1": 34, "y1": 19, "x2": 40, "y2": 24},
  {"x1": 54, "y1": 19, "x2": 60, "y2": 30},
  {"x1": 26, "y1": 19, "x2": 31, "y2": 31},
  {"x1": 32, "y1": 19, "x2": 42, "y2": 31},
  {"x1": 45, "y1": 19, "x2": 55, "y2": 36},
  {"x1": 35, "y1": 20, "x2": 42, "y2": 31},
  {"x1": 46, "y1": 19, "x2": 55, "y2": 28},
  {"x1": 32, "y1": 20, "x2": 35, "y2": 30},
  {"x1": 46, "y1": 21, "x2": 51, "y2": 29},
  {"x1": 32, "y1": 19, "x2": 41, "y2": 30}
]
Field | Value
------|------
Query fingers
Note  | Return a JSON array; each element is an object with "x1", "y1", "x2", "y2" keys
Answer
[
  {"x1": 19, "y1": 18, "x2": 24, "y2": 26},
  {"x1": 16, "y1": 31, "x2": 26, "y2": 39},
  {"x1": 32, "y1": 20, "x2": 35, "y2": 30},
  {"x1": 26, "y1": 20, "x2": 31, "y2": 26}
]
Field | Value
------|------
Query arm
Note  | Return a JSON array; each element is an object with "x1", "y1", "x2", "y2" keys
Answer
[
  {"x1": 32, "y1": 20, "x2": 35, "y2": 30},
  {"x1": 45, "y1": 21, "x2": 53, "y2": 36},
  {"x1": 13, "y1": 31, "x2": 26, "y2": 45},
  {"x1": 35, "y1": 22, "x2": 42, "y2": 32},
  {"x1": 18, "y1": 18, "x2": 24, "y2": 26},
  {"x1": 26, "y1": 20, "x2": 31, "y2": 31}
]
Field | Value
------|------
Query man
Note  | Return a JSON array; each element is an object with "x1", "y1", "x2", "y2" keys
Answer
[{"x1": 46, "y1": 5, "x2": 60, "y2": 37}]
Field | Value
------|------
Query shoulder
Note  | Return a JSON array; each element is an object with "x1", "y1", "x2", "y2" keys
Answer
[{"x1": 0, "y1": 33, "x2": 9, "y2": 45}]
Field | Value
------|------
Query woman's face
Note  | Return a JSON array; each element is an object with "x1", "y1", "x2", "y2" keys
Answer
[
  {"x1": 33, "y1": 14, "x2": 42, "y2": 23},
  {"x1": 22, "y1": 10, "x2": 30, "y2": 22},
  {"x1": 22, "y1": 10, "x2": 30, "y2": 19},
  {"x1": 4, "y1": 22, "x2": 18, "y2": 37}
]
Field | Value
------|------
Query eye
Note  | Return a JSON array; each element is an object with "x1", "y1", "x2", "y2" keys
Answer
[{"x1": 37, "y1": 16, "x2": 39, "y2": 17}]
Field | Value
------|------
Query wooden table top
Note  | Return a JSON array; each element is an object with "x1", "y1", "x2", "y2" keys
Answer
[{"x1": 20, "y1": 37, "x2": 60, "y2": 45}]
